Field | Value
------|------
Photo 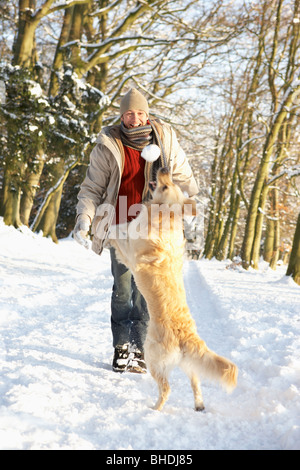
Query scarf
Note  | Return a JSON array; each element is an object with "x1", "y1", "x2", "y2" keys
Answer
[
  {"x1": 120, "y1": 121, "x2": 152, "y2": 151},
  {"x1": 120, "y1": 121, "x2": 168, "y2": 180}
]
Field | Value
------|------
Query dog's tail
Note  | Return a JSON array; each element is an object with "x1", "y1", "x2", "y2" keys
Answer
[{"x1": 184, "y1": 336, "x2": 238, "y2": 392}]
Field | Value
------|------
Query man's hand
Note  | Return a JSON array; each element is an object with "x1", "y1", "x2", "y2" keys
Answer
[{"x1": 74, "y1": 214, "x2": 91, "y2": 249}]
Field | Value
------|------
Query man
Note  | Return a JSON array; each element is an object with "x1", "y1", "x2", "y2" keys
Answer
[{"x1": 74, "y1": 88, "x2": 198, "y2": 374}]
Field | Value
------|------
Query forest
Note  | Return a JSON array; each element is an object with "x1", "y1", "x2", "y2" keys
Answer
[{"x1": 0, "y1": 0, "x2": 299, "y2": 284}]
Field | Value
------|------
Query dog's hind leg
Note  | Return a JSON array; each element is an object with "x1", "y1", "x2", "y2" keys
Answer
[
  {"x1": 190, "y1": 374, "x2": 205, "y2": 411},
  {"x1": 180, "y1": 357, "x2": 205, "y2": 411},
  {"x1": 150, "y1": 368, "x2": 171, "y2": 411}
]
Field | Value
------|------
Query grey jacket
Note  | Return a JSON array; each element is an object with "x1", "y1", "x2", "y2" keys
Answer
[{"x1": 76, "y1": 119, "x2": 199, "y2": 254}]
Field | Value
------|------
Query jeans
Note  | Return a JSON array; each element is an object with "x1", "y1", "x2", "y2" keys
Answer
[{"x1": 110, "y1": 247, "x2": 149, "y2": 351}]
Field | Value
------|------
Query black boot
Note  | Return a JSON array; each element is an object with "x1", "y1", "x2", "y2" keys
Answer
[
  {"x1": 127, "y1": 345, "x2": 147, "y2": 374},
  {"x1": 112, "y1": 344, "x2": 129, "y2": 373}
]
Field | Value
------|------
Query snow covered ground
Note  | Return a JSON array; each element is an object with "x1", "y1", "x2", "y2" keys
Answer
[{"x1": 0, "y1": 217, "x2": 299, "y2": 450}]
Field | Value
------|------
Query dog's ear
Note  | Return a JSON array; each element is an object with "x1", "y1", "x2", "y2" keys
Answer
[{"x1": 183, "y1": 198, "x2": 197, "y2": 217}]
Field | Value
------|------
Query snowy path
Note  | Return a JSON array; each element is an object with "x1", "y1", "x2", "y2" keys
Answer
[{"x1": 0, "y1": 221, "x2": 299, "y2": 450}]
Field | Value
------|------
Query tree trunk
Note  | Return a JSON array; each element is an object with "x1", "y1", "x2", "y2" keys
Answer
[
  {"x1": 286, "y1": 213, "x2": 300, "y2": 285},
  {"x1": 49, "y1": 6, "x2": 74, "y2": 98},
  {"x1": 35, "y1": 188, "x2": 63, "y2": 243},
  {"x1": 228, "y1": 194, "x2": 241, "y2": 260},
  {"x1": 20, "y1": 149, "x2": 45, "y2": 226},
  {"x1": 264, "y1": 217, "x2": 274, "y2": 263},
  {"x1": 1, "y1": 174, "x2": 22, "y2": 228},
  {"x1": 203, "y1": 138, "x2": 219, "y2": 258},
  {"x1": 13, "y1": 0, "x2": 37, "y2": 69},
  {"x1": 269, "y1": 185, "x2": 280, "y2": 270},
  {"x1": 68, "y1": 3, "x2": 90, "y2": 77},
  {"x1": 32, "y1": 159, "x2": 79, "y2": 241},
  {"x1": 216, "y1": 161, "x2": 240, "y2": 261},
  {"x1": 250, "y1": 181, "x2": 269, "y2": 269},
  {"x1": 1, "y1": 122, "x2": 25, "y2": 227}
]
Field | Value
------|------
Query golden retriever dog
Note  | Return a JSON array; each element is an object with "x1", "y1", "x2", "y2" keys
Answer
[{"x1": 109, "y1": 168, "x2": 238, "y2": 411}]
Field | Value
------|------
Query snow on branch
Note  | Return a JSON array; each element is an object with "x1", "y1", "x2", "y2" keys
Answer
[
  {"x1": 89, "y1": 0, "x2": 123, "y2": 16},
  {"x1": 47, "y1": 0, "x2": 91, "y2": 15},
  {"x1": 267, "y1": 165, "x2": 300, "y2": 185}
]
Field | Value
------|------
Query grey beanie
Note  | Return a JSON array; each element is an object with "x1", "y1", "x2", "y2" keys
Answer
[{"x1": 120, "y1": 88, "x2": 149, "y2": 116}]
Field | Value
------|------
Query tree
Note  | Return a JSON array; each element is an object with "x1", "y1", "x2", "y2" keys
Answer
[{"x1": 286, "y1": 213, "x2": 300, "y2": 285}]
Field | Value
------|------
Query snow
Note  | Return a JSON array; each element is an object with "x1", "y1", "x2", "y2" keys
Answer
[
  {"x1": 0, "y1": 217, "x2": 299, "y2": 450},
  {"x1": 28, "y1": 82, "x2": 43, "y2": 98}
]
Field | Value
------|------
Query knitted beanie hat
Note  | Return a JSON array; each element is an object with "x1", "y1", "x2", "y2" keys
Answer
[{"x1": 120, "y1": 88, "x2": 149, "y2": 116}]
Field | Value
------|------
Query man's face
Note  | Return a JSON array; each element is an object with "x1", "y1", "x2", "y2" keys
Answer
[{"x1": 121, "y1": 109, "x2": 148, "y2": 128}]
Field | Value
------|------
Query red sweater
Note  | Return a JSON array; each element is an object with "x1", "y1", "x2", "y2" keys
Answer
[{"x1": 114, "y1": 145, "x2": 145, "y2": 224}]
